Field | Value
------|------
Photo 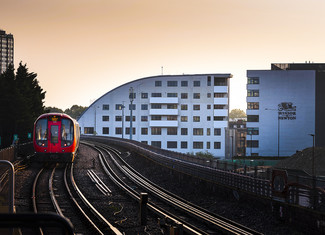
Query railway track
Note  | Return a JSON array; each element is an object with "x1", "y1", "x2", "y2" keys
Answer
[
  {"x1": 31, "y1": 162, "x2": 122, "y2": 235},
  {"x1": 85, "y1": 141, "x2": 262, "y2": 234}
]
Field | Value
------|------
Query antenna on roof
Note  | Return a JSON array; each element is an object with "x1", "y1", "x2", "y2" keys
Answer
[{"x1": 161, "y1": 66, "x2": 163, "y2": 75}]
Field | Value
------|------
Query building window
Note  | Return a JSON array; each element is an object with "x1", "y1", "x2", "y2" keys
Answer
[
  {"x1": 207, "y1": 116, "x2": 211, "y2": 121},
  {"x1": 247, "y1": 115, "x2": 259, "y2": 122},
  {"x1": 207, "y1": 104, "x2": 211, "y2": 109},
  {"x1": 214, "y1": 77, "x2": 227, "y2": 86},
  {"x1": 214, "y1": 142, "x2": 221, "y2": 149},
  {"x1": 151, "y1": 127, "x2": 162, "y2": 135},
  {"x1": 129, "y1": 104, "x2": 136, "y2": 110},
  {"x1": 151, "y1": 93, "x2": 162, "y2": 97},
  {"x1": 193, "y1": 142, "x2": 203, "y2": 149},
  {"x1": 181, "y1": 128, "x2": 188, "y2": 135},
  {"x1": 102, "y1": 104, "x2": 109, "y2": 110},
  {"x1": 181, "y1": 81, "x2": 188, "y2": 87},
  {"x1": 193, "y1": 105, "x2": 200, "y2": 110},
  {"x1": 167, "y1": 127, "x2": 177, "y2": 135},
  {"x1": 193, "y1": 81, "x2": 200, "y2": 87},
  {"x1": 214, "y1": 116, "x2": 226, "y2": 121},
  {"x1": 167, "y1": 81, "x2": 178, "y2": 87},
  {"x1": 126, "y1": 116, "x2": 136, "y2": 121},
  {"x1": 167, "y1": 141, "x2": 177, "y2": 148},
  {"x1": 207, "y1": 142, "x2": 210, "y2": 149},
  {"x1": 207, "y1": 76, "x2": 211, "y2": 86},
  {"x1": 247, "y1": 102, "x2": 259, "y2": 110},
  {"x1": 214, "y1": 128, "x2": 221, "y2": 136},
  {"x1": 151, "y1": 104, "x2": 162, "y2": 109},
  {"x1": 181, "y1": 104, "x2": 188, "y2": 110},
  {"x1": 141, "y1": 92, "x2": 148, "y2": 98},
  {"x1": 141, "y1": 104, "x2": 148, "y2": 110},
  {"x1": 102, "y1": 116, "x2": 109, "y2": 121},
  {"x1": 193, "y1": 116, "x2": 200, "y2": 122},
  {"x1": 247, "y1": 127, "x2": 259, "y2": 135},
  {"x1": 115, "y1": 104, "x2": 124, "y2": 110},
  {"x1": 141, "y1": 141, "x2": 148, "y2": 145},
  {"x1": 193, "y1": 93, "x2": 200, "y2": 99},
  {"x1": 84, "y1": 127, "x2": 94, "y2": 134},
  {"x1": 247, "y1": 90, "x2": 259, "y2": 97},
  {"x1": 167, "y1": 104, "x2": 177, "y2": 109},
  {"x1": 181, "y1": 93, "x2": 188, "y2": 99},
  {"x1": 181, "y1": 116, "x2": 188, "y2": 122},
  {"x1": 207, "y1": 128, "x2": 210, "y2": 136},
  {"x1": 155, "y1": 81, "x2": 162, "y2": 87},
  {"x1": 102, "y1": 127, "x2": 109, "y2": 134},
  {"x1": 181, "y1": 141, "x2": 187, "y2": 149},
  {"x1": 207, "y1": 93, "x2": 211, "y2": 98},
  {"x1": 247, "y1": 77, "x2": 259, "y2": 84},
  {"x1": 115, "y1": 127, "x2": 122, "y2": 135},
  {"x1": 141, "y1": 116, "x2": 148, "y2": 122},
  {"x1": 247, "y1": 140, "x2": 259, "y2": 148},
  {"x1": 151, "y1": 115, "x2": 161, "y2": 120},
  {"x1": 126, "y1": 128, "x2": 136, "y2": 135},
  {"x1": 167, "y1": 116, "x2": 177, "y2": 120},
  {"x1": 115, "y1": 116, "x2": 122, "y2": 121},
  {"x1": 214, "y1": 93, "x2": 227, "y2": 98},
  {"x1": 193, "y1": 128, "x2": 203, "y2": 135},
  {"x1": 129, "y1": 92, "x2": 136, "y2": 100},
  {"x1": 141, "y1": 128, "x2": 148, "y2": 135},
  {"x1": 151, "y1": 141, "x2": 161, "y2": 148},
  {"x1": 167, "y1": 93, "x2": 178, "y2": 97},
  {"x1": 214, "y1": 105, "x2": 226, "y2": 109}
]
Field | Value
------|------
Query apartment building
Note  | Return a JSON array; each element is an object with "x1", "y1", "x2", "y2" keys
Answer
[
  {"x1": 246, "y1": 63, "x2": 325, "y2": 157},
  {"x1": 0, "y1": 30, "x2": 14, "y2": 74},
  {"x1": 78, "y1": 74, "x2": 232, "y2": 158}
]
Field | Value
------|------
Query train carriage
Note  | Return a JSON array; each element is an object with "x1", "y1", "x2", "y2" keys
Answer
[{"x1": 33, "y1": 113, "x2": 80, "y2": 162}]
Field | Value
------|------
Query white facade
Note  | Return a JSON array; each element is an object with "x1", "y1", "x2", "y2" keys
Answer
[
  {"x1": 246, "y1": 69, "x2": 316, "y2": 157},
  {"x1": 78, "y1": 74, "x2": 232, "y2": 158}
]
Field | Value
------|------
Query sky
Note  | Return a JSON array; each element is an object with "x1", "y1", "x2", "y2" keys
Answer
[{"x1": 1, "y1": 0, "x2": 325, "y2": 111}]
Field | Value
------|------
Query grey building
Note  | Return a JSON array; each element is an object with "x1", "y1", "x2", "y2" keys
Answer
[{"x1": 0, "y1": 29, "x2": 14, "y2": 74}]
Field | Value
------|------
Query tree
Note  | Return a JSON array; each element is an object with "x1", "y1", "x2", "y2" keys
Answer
[
  {"x1": 229, "y1": 109, "x2": 246, "y2": 119},
  {"x1": 0, "y1": 63, "x2": 46, "y2": 147},
  {"x1": 64, "y1": 105, "x2": 87, "y2": 119},
  {"x1": 45, "y1": 106, "x2": 64, "y2": 113}
]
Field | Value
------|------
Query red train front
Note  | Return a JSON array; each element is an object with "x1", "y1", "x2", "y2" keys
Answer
[{"x1": 33, "y1": 113, "x2": 80, "y2": 162}]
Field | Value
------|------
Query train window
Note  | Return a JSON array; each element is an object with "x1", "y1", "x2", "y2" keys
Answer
[
  {"x1": 51, "y1": 125, "x2": 59, "y2": 144},
  {"x1": 35, "y1": 118, "x2": 48, "y2": 147},
  {"x1": 61, "y1": 119, "x2": 74, "y2": 147}
]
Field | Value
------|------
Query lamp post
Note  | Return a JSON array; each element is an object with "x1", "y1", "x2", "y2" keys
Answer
[
  {"x1": 309, "y1": 133, "x2": 316, "y2": 208},
  {"x1": 230, "y1": 135, "x2": 234, "y2": 162},
  {"x1": 129, "y1": 87, "x2": 134, "y2": 140},
  {"x1": 121, "y1": 102, "x2": 125, "y2": 139},
  {"x1": 265, "y1": 108, "x2": 280, "y2": 157}
]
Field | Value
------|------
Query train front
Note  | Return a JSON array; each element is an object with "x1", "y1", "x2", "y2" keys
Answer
[{"x1": 33, "y1": 113, "x2": 78, "y2": 162}]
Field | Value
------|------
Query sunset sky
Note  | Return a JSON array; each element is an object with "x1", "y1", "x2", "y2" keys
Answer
[{"x1": 1, "y1": 0, "x2": 325, "y2": 110}]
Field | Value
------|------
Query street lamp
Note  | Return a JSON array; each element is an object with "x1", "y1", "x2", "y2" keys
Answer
[
  {"x1": 309, "y1": 134, "x2": 315, "y2": 177},
  {"x1": 129, "y1": 87, "x2": 134, "y2": 140},
  {"x1": 265, "y1": 108, "x2": 280, "y2": 157}
]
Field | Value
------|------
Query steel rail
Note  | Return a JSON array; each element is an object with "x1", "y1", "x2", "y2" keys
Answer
[
  {"x1": 49, "y1": 164, "x2": 64, "y2": 217},
  {"x1": 69, "y1": 162, "x2": 123, "y2": 235},
  {"x1": 101, "y1": 142, "x2": 262, "y2": 235},
  {"x1": 86, "y1": 142, "x2": 206, "y2": 235}
]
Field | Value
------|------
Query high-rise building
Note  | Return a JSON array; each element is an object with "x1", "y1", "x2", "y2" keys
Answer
[
  {"x1": 246, "y1": 63, "x2": 325, "y2": 157},
  {"x1": 78, "y1": 74, "x2": 232, "y2": 158},
  {"x1": 0, "y1": 29, "x2": 14, "y2": 74}
]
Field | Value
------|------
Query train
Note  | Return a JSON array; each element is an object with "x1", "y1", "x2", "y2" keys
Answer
[{"x1": 33, "y1": 113, "x2": 80, "y2": 162}]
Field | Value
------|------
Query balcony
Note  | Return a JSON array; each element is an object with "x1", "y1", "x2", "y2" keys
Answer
[
  {"x1": 214, "y1": 109, "x2": 228, "y2": 116},
  {"x1": 214, "y1": 86, "x2": 228, "y2": 93},
  {"x1": 149, "y1": 120, "x2": 178, "y2": 127},
  {"x1": 214, "y1": 98, "x2": 228, "y2": 105},
  {"x1": 149, "y1": 109, "x2": 179, "y2": 116},
  {"x1": 149, "y1": 97, "x2": 179, "y2": 104},
  {"x1": 213, "y1": 121, "x2": 228, "y2": 128}
]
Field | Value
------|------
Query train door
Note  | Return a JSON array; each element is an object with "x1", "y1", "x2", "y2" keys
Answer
[{"x1": 48, "y1": 120, "x2": 61, "y2": 153}]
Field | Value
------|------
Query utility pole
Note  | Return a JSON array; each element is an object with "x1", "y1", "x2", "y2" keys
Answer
[{"x1": 129, "y1": 87, "x2": 134, "y2": 140}]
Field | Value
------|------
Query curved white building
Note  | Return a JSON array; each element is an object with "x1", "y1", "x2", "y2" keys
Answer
[{"x1": 78, "y1": 74, "x2": 232, "y2": 158}]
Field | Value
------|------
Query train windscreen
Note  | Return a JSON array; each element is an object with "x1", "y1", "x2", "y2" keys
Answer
[
  {"x1": 35, "y1": 118, "x2": 48, "y2": 146},
  {"x1": 61, "y1": 118, "x2": 74, "y2": 147}
]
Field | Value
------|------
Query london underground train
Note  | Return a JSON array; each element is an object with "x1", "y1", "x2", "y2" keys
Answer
[{"x1": 33, "y1": 113, "x2": 80, "y2": 162}]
